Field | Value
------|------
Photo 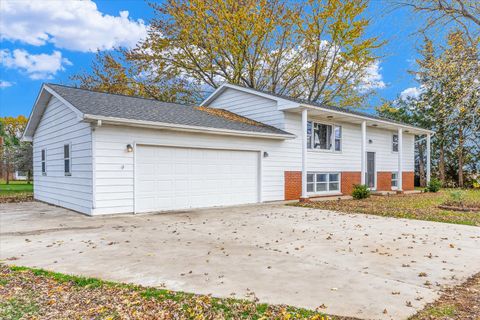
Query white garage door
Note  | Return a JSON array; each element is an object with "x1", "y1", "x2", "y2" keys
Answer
[{"x1": 135, "y1": 145, "x2": 259, "y2": 213}]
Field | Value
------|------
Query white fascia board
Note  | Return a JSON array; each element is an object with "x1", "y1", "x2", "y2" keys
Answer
[
  {"x1": 298, "y1": 105, "x2": 435, "y2": 135},
  {"x1": 43, "y1": 85, "x2": 84, "y2": 119},
  {"x1": 83, "y1": 114, "x2": 296, "y2": 140},
  {"x1": 22, "y1": 85, "x2": 85, "y2": 141},
  {"x1": 22, "y1": 84, "x2": 47, "y2": 141}
]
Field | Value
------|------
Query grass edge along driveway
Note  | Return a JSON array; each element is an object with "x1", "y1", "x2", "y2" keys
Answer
[
  {"x1": 2, "y1": 264, "x2": 478, "y2": 320},
  {"x1": 0, "y1": 264, "x2": 359, "y2": 320},
  {"x1": 293, "y1": 189, "x2": 480, "y2": 226}
]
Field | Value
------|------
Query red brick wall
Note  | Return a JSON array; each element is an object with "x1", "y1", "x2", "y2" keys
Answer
[
  {"x1": 402, "y1": 172, "x2": 414, "y2": 191},
  {"x1": 377, "y1": 172, "x2": 392, "y2": 191},
  {"x1": 341, "y1": 172, "x2": 361, "y2": 195},
  {"x1": 284, "y1": 171, "x2": 302, "y2": 200}
]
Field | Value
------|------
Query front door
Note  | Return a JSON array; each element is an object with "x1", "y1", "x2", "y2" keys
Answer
[{"x1": 366, "y1": 152, "x2": 375, "y2": 189}]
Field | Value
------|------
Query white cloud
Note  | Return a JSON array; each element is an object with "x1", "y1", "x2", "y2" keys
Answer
[
  {"x1": 0, "y1": 80, "x2": 14, "y2": 88},
  {"x1": 400, "y1": 86, "x2": 423, "y2": 100},
  {"x1": 357, "y1": 61, "x2": 386, "y2": 92},
  {"x1": 0, "y1": 49, "x2": 72, "y2": 79},
  {"x1": 0, "y1": 0, "x2": 148, "y2": 52}
]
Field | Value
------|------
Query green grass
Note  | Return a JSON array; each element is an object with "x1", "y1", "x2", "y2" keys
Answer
[
  {"x1": 0, "y1": 297, "x2": 39, "y2": 320},
  {"x1": 294, "y1": 189, "x2": 480, "y2": 226},
  {"x1": 4, "y1": 265, "x2": 338, "y2": 319},
  {"x1": 0, "y1": 180, "x2": 33, "y2": 198}
]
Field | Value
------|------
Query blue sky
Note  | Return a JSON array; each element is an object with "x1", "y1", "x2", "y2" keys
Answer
[{"x1": 0, "y1": 0, "x2": 424, "y2": 117}]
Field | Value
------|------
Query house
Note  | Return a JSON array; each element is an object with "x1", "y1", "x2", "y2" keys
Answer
[{"x1": 22, "y1": 83, "x2": 433, "y2": 215}]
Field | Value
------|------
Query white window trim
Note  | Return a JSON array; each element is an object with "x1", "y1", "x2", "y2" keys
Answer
[
  {"x1": 391, "y1": 171, "x2": 398, "y2": 190},
  {"x1": 392, "y1": 133, "x2": 399, "y2": 153},
  {"x1": 41, "y1": 149, "x2": 47, "y2": 176},
  {"x1": 64, "y1": 143, "x2": 72, "y2": 176},
  {"x1": 307, "y1": 120, "x2": 342, "y2": 153},
  {"x1": 306, "y1": 172, "x2": 341, "y2": 195}
]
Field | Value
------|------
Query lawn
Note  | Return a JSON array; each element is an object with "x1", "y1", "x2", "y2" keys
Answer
[
  {"x1": 294, "y1": 189, "x2": 480, "y2": 226},
  {"x1": 0, "y1": 265, "x2": 352, "y2": 320},
  {"x1": 0, "y1": 180, "x2": 33, "y2": 202}
]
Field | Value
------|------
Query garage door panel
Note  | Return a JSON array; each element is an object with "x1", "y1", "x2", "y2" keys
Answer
[{"x1": 135, "y1": 146, "x2": 259, "y2": 213}]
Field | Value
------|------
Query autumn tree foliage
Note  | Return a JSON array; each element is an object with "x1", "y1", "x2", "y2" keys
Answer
[
  {"x1": 0, "y1": 115, "x2": 31, "y2": 184},
  {"x1": 379, "y1": 31, "x2": 479, "y2": 187},
  {"x1": 74, "y1": 0, "x2": 384, "y2": 108}
]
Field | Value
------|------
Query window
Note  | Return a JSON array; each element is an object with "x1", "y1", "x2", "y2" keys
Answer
[
  {"x1": 391, "y1": 172, "x2": 398, "y2": 187},
  {"x1": 64, "y1": 144, "x2": 71, "y2": 175},
  {"x1": 41, "y1": 149, "x2": 46, "y2": 175},
  {"x1": 392, "y1": 134, "x2": 399, "y2": 152},
  {"x1": 334, "y1": 125, "x2": 342, "y2": 151},
  {"x1": 307, "y1": 121, "x2": 342, "y2": 151},
  {"x1": 306, "y1": 172, "x2": 340, "y2": 193}
]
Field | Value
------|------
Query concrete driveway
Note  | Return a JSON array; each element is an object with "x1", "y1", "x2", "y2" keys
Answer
[{"x1": 1, "y1": 201, "x2": 479, "y2": 320}]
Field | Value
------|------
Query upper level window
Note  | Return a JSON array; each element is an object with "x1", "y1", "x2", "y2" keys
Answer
[
  {"x1": 334, "y1": 125, "x2": 342, "y2": 151},
  {"x1": 307, "y1": 121, "x2": 342, "y2": 151},
  {"x1": 392, "y1": 134, "x2": 399, "y2": 152},
  {"x1": 41, "y1": 149, "x2": 46, "y2": 175},
  {"x1": 64, "y1": 144, "x2": 71, "y2": 176}
]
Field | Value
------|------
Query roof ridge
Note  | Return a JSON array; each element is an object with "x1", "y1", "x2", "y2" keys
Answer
[{"x1": 45, "y1": 83, "x2": 193, "y2": 107}]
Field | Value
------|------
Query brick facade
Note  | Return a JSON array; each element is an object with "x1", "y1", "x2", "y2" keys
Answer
[
  {"x1": 340, "y1": 172, "x2": 361, "y2": 195},
  {"x1": 402, "y1": 171, "x2": 414, "y2": 191},
  {"x1": 377, "y1": 171, "x2": 392, "y2": 191},
  {"x1": 284, "y1": 171, "x2": 302, "y2": 200},
  {"x1": 284, "y1": 170, "x2": 415, "y2": 199}
]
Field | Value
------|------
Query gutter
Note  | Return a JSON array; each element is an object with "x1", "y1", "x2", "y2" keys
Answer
[
  {"x1": 83, "y1": 114, "x2": 296, "y2": 140},
  {"x1": 299, "y1": 105, "x2": 435, "y2": 135}
]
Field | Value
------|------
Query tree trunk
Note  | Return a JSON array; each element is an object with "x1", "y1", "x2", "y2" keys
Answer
[
  {"x1": 418, "y1": 142, "x2": 426, "y2": 187},
  {"x1": 5, "y1": 161, "x2": 10, "y2": 185},
  {"x1": 438, "y1": 141, "x2": 445, "y2": 183},
  {"x1": 27, "y1": 169, "x2": 31, "y2": 185},
  {"x1": 458, "y1": 126, "x2": 464, "y2": 188}
]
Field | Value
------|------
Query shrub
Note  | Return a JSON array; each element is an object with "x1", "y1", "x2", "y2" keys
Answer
[
  {"x1": 352, "y1": 184, "x2": 370, "y2": 199},
  {"x1": 449, "y1": 190, "x2": 464, "y2": 203},
  {"x1": 426, "y1": 178, "x2": 442, "y2": 193}
]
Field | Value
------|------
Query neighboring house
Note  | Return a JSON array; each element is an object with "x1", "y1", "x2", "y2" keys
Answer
[{"x1": 23, "y1": 83, "x2": 433, "y2": 215}]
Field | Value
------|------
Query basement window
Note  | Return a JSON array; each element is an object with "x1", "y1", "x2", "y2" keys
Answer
[
  {"x1": 307, "y1": 172, "x2": 340, "y2": 193},
  {"x1": 392, "y1": 172, "x2": 398, "y2": 188}
]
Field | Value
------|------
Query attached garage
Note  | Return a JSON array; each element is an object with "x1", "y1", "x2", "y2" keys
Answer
[
  {"x1": 135, "y1": 145, "x2": 260, "y2": 213},
  {"x1": 23, "y1": 84, "x2": 294, "y2": 215}
]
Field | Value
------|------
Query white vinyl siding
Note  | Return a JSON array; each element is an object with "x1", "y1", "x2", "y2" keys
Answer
[
  {"x1": 92, "y1": 121, "x2": 301, "y2": 215},
  {"x1": 205, "y1": 87, "x2": 285, "y2": 129},
  {"x1": 32, "y1": 96, "x2": 93, "y2": 214}
]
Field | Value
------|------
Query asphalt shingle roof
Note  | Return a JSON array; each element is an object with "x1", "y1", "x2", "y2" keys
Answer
[{"x1": 46, "y1": 84, "x2": 293, "y2": 136}]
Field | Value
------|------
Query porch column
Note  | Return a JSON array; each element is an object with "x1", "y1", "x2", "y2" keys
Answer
[
  {"x1": 426, "y1": 133, "x2": 431, "y2": 184},
  {"x1": 361, "y1": 121, "x2": 366, "y2": 185},
  {"x1": 301, "y1": 108, "x2": 308, "y2": 199},
  {"x1": 398, "y1": 128, "x2": 403, "y2": 191}
]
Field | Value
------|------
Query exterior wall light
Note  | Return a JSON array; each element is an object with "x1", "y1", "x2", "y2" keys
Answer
[
  {"x1": 263, "y1": 151, "x2": 269, "y2": 158},
  {"x1": 126, "y1": 144, "x2": 134, "y2": 152},
  {"x1": 368, "y1": 139, "x2": 373, "y2": 144}
]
